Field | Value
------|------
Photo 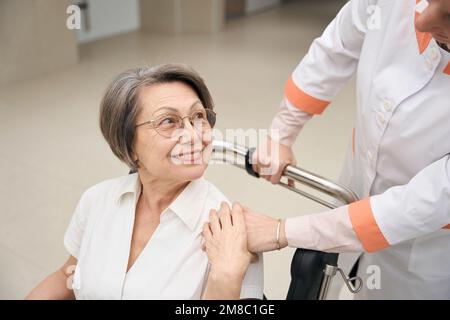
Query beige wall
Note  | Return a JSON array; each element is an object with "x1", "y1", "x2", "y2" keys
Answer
[
  {"x1": 140, "y1": 0, "x2": 177, "y2": 34},
  {"x1": 140, "y1": 0, "x2": 225, "y2": 34},
  {"x1": 0, "y1": 0, "x2": 79, "y2": 86}
]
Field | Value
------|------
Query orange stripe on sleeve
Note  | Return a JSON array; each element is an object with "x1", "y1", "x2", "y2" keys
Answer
[
  {"x1": 444, "y1": 62, "x2": 450, "y2": 75},
  {"x1": 348, "y1": 198, "x2": 390, "y2": 253},
  {"x1": 284, "y1": 77, "x2": 331, "y2": 115}
]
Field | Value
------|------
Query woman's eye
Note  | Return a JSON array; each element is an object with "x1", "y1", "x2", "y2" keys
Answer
[
  {"x1": 158, "y1": 117, "x2": 177, "y2": 127},
  {"x1": 193, "y1": 111, "x2": 205, "y2": 119}
]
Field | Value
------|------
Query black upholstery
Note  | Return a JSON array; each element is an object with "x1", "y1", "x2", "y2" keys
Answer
[{"x1": 286, "y1": 249, "x2": 338, "y2": 300}]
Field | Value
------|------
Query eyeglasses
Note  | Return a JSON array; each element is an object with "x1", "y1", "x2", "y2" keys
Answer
[{"x1": 135, "y1": 108, "x2": 216, "y2": 138}]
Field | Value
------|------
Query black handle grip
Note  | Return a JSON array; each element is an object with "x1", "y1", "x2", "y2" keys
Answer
[{"x1": 245, "y1": 148, "x2": 260, "y2": 178}]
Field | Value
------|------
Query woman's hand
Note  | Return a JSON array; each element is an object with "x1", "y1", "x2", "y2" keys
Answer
[
  {"x1": 203, "y1": 202, "x2": 253, "y2": 278},
  {"x1": 243, "y1": 207, "x2": 288, "y2": 253},
  {"x1": 201, "y1": 202, "x2": 254, "y2": 299}
]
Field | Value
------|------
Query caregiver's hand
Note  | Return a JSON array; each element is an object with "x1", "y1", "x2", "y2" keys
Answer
[
  {"x1": 243, "y1": 206, "x2": 288, "y2": 253},
  {"x1": 203, "y1": 202, "x2": 254, "y2": 278},
  {"x1": 252, "y1": 136, "x2": 297, "y2": 186}
]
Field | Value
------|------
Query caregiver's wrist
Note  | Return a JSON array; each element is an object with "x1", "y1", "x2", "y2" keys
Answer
[
  {"x1": 278, "y1": 219, "x2": 288, "y2": 249},
  {"x1": 263, "y1": 217, "x2": 287, "y2": 251},
  {"x1": 266, "y1": 217, "x2": 288, "y2": 250},
  {"x1": 276, "y1": 219, "x2": 288, "y2": 249}
]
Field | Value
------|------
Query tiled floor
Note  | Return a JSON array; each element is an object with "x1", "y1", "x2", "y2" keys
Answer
[{"x1": 0, "y1": 1, "x2": 356, "y2": 299}]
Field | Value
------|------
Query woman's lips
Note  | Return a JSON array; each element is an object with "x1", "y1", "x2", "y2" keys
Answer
[{"x1": 171, "y1": 147, "x2": 206, "y2": 163}]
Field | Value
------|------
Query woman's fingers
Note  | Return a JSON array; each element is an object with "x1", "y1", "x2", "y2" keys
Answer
[
  {"x1": 203, "y1": 222, "x2": 212, "y2": 240},
  {"x1": 230, "y1": 202, "x2": 245, "y2": 230},
  {"x1": 207, "y1": 202, "x2": 235, "y2": 235},
  {"x1": 208, "y1": 202, "x2": 248, "y2": 234},
  {"x1": 218, "y1": 202, "x2": 232, "y2": 229},
  {"x1": 202, "y1": 223, "x2": 212, "y2": 251},
  {"x1": 208, "y1": 209, "x2": 221, "y2": 234}
]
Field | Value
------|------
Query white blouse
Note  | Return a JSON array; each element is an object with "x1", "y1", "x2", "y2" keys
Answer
[{"x1": 64, "y1": 173, "x2": 263, "y2": 299}]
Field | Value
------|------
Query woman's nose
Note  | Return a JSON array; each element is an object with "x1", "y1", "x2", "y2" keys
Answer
[{"x1": 178, "y1": 119, "x2": 201, "y2": 144}]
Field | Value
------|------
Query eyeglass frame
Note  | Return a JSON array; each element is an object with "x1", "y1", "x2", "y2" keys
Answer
[{"x1": 134, "y1": 107, "x2": 216, "y2": 138}]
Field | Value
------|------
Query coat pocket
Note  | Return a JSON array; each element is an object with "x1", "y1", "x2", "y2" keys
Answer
[{"x1": 408, "y1": 230, "x2": 450, "y2": 278}]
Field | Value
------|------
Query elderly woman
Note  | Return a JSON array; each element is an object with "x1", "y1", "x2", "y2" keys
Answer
[{"x1": 26, "y1": 64, "x2": 263, "y2": 300}]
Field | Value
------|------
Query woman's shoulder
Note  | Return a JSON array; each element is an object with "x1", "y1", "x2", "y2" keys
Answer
[
  {"x1": 202, "y1": 178, "x2": 231, "y2": 206},
  {"x1": 80, "y1": 173, "x2": 138, "y2": 203}
]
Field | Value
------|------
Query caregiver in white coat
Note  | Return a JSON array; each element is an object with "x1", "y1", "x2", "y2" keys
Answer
[{"x1": 206, "y1": 0, "x2": 450, "y2": 299}]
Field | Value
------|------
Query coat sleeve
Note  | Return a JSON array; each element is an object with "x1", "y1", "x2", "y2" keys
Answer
[
  {"x1": 270, "y1": 0, "x2": 373, "y2": 145},
  {"x1": 348, "y1": 155, "x2": 450, "y2": 252},
  {"x1": 286, "y1": 0, "x2": 371, "y2": 114},
  {"x1": 285, "y1": 155, "x2": 450, "y2": 253},
  {"x1": 285, "y1": 205, "x2": 363, "y2": 253}
]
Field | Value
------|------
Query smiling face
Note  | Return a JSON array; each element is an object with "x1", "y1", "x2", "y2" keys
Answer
[
  {"x1": 132, "y1": 81, "x2": 213, "y2": 184},
  {"x1": 415, "y1": 0, "x2": 450, "y2": 45}
]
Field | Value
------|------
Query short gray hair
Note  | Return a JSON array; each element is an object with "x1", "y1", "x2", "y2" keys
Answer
[{"x1": 99, "y1": 63, "x2": 215, "y2": 170}]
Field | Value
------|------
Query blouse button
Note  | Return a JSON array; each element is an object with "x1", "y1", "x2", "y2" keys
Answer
[
  {"x1": 383, "y1": 99, "x2": 392, "y2": 112},
  {"x1": 430, "y1": 47, "x2": 438, "y2": 61},
  {"x1": 425, "y1": 58, "x2": 433, "y2": 71}
]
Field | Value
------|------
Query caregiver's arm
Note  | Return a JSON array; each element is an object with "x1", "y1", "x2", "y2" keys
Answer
[
  {"x1": 246, "y1": 155, "x2": 450, "y2": 253},
  {"x1": 254, "y1": 0, "x2": 372, "y2": 182},
  {"x1": 202, "y1": 203, "x2": 253, "y2": 300},
  {"x1": 25, "y1": 256, "x2": 77, "y2": 300}
]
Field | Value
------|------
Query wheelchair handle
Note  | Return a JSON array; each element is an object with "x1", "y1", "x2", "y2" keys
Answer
[{"x1": 212, "y1": 140, "x2": 358, "y2": 208}]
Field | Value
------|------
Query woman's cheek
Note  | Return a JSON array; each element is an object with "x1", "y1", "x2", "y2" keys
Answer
[
  {"x1": 202, "y1": 129, "x2": 213, "y2": 144},
  {"x1": 137, "y1": 135, "x2": 163, "y2": 168}
]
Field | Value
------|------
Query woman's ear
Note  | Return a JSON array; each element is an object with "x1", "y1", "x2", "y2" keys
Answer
[
  {"x1": 131, "y1": 151, "x2": 138, "y2": 162},
  {"x1": 132, "y1": 153, "x2": 139, "y2": 167},
  {"x1": 130, "y1": 141, "x2": 138, "y2": 161},
  {"x1": 130, "y1": 148, "x2": 140, "y2": 170}
]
